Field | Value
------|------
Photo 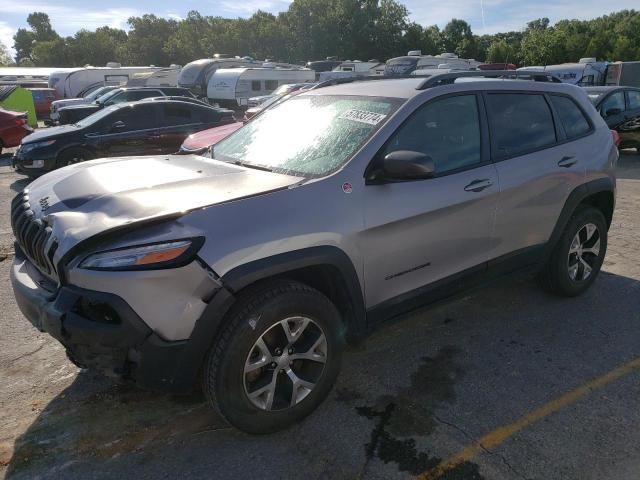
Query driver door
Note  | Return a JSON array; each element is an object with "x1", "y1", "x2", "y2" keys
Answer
[
  {"x1": 361, "y1": 93, "x2": 499, "y2": 310},
  {"x1": 92, "y1": 104, "x2": 162, "y2": 157}
]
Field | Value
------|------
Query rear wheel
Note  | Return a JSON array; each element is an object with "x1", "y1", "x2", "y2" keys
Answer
[
  {"x1": 202, "y1": 280, "x2": 343, "y2": 433},
  {"x1": 540, "y1": 206, "x2": 607, "y2": 297},
  {"x1": 57, "y1": 147, "x2": 94, "y2": 169}
]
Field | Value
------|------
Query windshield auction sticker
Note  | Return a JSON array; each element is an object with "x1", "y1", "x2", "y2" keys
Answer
[{"x1": 339, "y1": 109, "x2": 387, "y2": 125}]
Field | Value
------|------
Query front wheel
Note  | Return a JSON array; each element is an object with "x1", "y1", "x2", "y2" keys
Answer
[
  {"x1": 56, "y1": 147, "x2": 94, "y2": 169},
  {"x1": 202, "y1": 280, "x2": 344, "y2": 433},
  {"x1": 540, "y1": 206, "x2": 607, "y2": 297}
]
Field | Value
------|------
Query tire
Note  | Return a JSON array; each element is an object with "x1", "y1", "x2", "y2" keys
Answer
[
  {"x1": 56, "y1": 147, "x2": 94, "y2": 169},
  {"x1": 540, "y1": 206, "x2": 607, "y2": 297},
  {"x1": 202, "y1": 280, "x2": 344, "y2": 434}
]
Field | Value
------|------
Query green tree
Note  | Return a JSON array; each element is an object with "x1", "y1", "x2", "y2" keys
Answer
[
  {"x1": 0, "y1": 42, "x2": 14, "y2": 65},
  {"x1": 122, "y1": 14, "x2": 178, "y2": 66},
  {"x1": 441, "y1": 19, "x2": 473, "y2": 54},
  {"x1": 31, "y1": 37, "x2": 70, "y2": 66},
  {"x1": 68, "y1": 27, "x2": 127, "y2": 66}
]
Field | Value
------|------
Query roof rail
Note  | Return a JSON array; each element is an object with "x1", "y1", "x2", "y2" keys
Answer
[
  {"x1": 416, "y1": 70, "x2": 562, "y2": 90},
  {"x1": 309, "y1": 74, "x2": 421, "y2": 90}
]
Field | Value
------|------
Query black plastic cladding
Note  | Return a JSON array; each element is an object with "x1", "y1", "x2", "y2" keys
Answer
[{"x1": 10, "y1": 190, "x2": 56, "y2": 276}]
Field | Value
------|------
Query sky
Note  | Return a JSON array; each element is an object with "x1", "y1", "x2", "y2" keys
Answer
[{"x1": 1, "y1": 0, "x2": 638, "y2": 58}]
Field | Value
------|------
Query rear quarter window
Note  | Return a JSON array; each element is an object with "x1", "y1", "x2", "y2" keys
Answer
[
  {"x1": 486, "y1": 93, "x2": 557, "y2": 158},
  {"x1": 549, "y1": 95, "x2": 591, "y2": 139}
]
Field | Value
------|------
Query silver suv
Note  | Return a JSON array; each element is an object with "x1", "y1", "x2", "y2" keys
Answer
[{"x1": 10, "y1": 72, "x2": 617, "y2": 433}]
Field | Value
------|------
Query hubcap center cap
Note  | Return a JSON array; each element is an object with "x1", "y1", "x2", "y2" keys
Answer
[{"x1": 277, "y1": 351, "x2": 291, "y2": 368}]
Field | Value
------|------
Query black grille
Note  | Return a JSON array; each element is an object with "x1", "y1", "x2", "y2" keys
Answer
[{"x1": 11, "y1": 190, "x2": 56, "y2": 277}]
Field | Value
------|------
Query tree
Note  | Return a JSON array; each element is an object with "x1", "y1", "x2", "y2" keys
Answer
[
  {"x1": 13, "y1": 29, "x2": 36, "y2": 63},
  {"x1": 68, "y1": 27, "x2": 127, "y2": 66},
  {"x1": 26, "y1": 12, "x2": 58, "y2": 42},
  {"x1": 0, "y1": 42, "x2": 15, "y2": 66},
  {"x1": 13, "y1": 12, "x2": 59, "y2": 63},
  {"x1": 122, "y1": 14, "x2": 178, "y2": 66},
  {"x1": 441, "y1": 19, "x2": 473, "y2": 54}
]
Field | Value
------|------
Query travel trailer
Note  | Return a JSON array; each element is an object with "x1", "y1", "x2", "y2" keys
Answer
[
  {"x1": 605, "y1": 62, "x2": 640, "y2": 87},
  {"x1": 517, "y1": 58, "x2": 608, "y2": 86},
  {"x1": 0, "y1": 67, "x2": 74, "y2": 84},
  {"x1": 178, "y1": 57, "x2": 260, "y2": 97},
  {"x1": 384, "y1": 51, "x2": 480, "y2": 76},
  {"x1": 207, "y1": 67, "x2": 315, "y2": 107},
  {"x1": 318, "y1": 60, "x2": 384, "y2": 81},
  {"x1": 48, "y1": 64, "x2": 179, "y2": 98}
]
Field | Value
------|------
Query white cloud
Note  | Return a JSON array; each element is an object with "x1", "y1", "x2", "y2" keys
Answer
[{"x1": 218, "y1": 0, "x2": 292, "y2": 16}]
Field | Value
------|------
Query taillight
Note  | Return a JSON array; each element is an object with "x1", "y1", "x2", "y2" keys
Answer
[
  {"x1": 15, "y1": 117, "x2": 26, "y2": 127},
  {"x1": 611, "y1": 130, "x2": 620, "y2": 147}
]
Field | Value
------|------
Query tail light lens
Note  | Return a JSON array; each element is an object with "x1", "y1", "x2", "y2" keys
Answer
[
  {"x1": 15, "y1": 117, "x2": 26, "y2": 127},
  {"x1": 611, "y1": 130, "x2": 621, "y2": 147}
]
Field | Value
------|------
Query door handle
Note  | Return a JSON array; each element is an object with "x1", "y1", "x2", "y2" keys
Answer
[
  {"x1": 464, "y1": 179, "x2": 493, "y2": 192},
  {"x1": 558, "y1": 156, "x2": 577, "y2": 168}
]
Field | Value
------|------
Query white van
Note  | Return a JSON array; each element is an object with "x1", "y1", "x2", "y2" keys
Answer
[
  {"x1": 207, "y1": 67, "x2": 315, "y2": 107},
  {"x1": 48, "y1": 64, "x2": 176, "y2": 98},
  {"x1": 518, "y1": 58, "x2": 608, "y2": 86}
]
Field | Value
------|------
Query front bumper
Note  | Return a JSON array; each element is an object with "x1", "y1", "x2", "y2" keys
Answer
[
  {"x1": 10, "y1": 250, "x2": 235, "y2": 392},
  {"x1": 12, "y1": 147, "x2": 57, "y2": 176}
]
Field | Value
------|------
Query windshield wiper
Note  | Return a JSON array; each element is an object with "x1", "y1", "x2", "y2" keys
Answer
[{"x1": 234, "y1": 160, "x2": 273, "y2": 172}]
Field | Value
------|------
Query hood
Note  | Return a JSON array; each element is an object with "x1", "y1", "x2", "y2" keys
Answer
[
  {"x1": 52, "y1": 98, "x2": 89, "y2": 109},
  {"x1": 62, "y1": 103, "x2": 100, "y2": 111},
  {"x1": 181, "y1": 122, "x2": 243, "y2": 151},
  {"x1": 25, "y1": 154, "x2": 303, "y2": 261},
  {"x1": 22, "y1": 124, "x2": 79, "y2": 143}
]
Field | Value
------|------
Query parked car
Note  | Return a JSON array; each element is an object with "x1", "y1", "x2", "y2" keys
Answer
[
  {"x1": 178, "y1": 121, "x2": 243, "y2": 155},
  {"x1": 139, "y1": 95, "x2": 214, "y2": 108},
  {"x1": 10, "y1": 72, "x2": 617, "y2": 434},
  {"x1": 13, "y1": 99, "x2": 235, "y2": 175},
  {"x1": 49, "y1": 86, "x2": 119, "y2": 123},
  {"x1": 56, "y1": 87, "x2": 196, "y2": 125},
  {"x1": 584, "y1": 86, "x2": 640, "y2": 150},
  {"x1": 0, "y1": 107, "x2": 32, "y2": 154}
]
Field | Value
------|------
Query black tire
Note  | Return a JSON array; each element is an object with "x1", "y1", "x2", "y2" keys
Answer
[
  {"x1": 540, "y1": 206, "x2": 607, "y2": 297},
  {"x1": 56, "y1": 147, "x2": 94, "y2": 169},
  {"x1": 202, "y1": 280, "x2": 344, "y2": 434}
]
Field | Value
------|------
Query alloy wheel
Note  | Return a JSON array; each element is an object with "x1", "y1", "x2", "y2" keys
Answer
[
  {"x1": 567, "y1": 223, "x2": 601, "y2": 282},
  {"x1": 243, "y1": 316, "x2": 327, "y2": 411}
]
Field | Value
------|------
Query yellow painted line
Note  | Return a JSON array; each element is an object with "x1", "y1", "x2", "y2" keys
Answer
[{"x1": 418, "y1": 357, "x2": 640, "y2": 480}]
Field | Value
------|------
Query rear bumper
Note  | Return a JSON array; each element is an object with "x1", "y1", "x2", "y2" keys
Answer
[{"x1": 10, "y1": 249, "x2": 235, "y2": 392}]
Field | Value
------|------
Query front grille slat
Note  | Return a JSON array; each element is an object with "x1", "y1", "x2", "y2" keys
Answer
[{"x1": 10, "y1": 191, "x2": 56, "y2": 278}]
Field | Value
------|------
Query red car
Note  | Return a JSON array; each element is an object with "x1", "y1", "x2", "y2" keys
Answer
[
  {"x1": 178, "y1": 121, "x2": 243, "y2": 155},
  {"x1": 0, "y1": 108, "x2": 32, "y2": 155}
]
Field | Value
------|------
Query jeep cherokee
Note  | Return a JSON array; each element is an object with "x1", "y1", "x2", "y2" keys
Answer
[{"x1": 10, "y1": 72, "x2": 617, "y2": 433}]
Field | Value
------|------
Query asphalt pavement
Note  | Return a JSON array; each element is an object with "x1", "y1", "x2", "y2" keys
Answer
[{"x1": 1, "y1": 151, "x2": 639, "y2": 480}]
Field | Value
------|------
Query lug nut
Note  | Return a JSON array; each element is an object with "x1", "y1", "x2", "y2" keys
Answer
[
  {"x1": 288, "y1": 347, "x2": 294, "y2": 354},
  {"x1": 275, "y1": 348, "x2": 282, "y2": 356},
  {"x1": 270, "y1": 362, "x2": 277, "y2": 368}
]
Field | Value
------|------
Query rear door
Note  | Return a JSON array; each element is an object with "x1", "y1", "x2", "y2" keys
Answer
[
  {"x1": 487, "y1": 92, "x2": 588, "y2": 264},
  {"x1": 622, "y1": 89, "x2": 640, "y2": 148},
  {"x1": 92, "y1": 104, "x2": 162, "y2": 157},
  {"x1": 362, "y1": 93, "x2": 499, "y2": 308},
  {"x1": 598, "y1": 90, "x2": 626, "y2": 132},
  {"x1": 156, "y1": 103, "x2": 207, "y2": 153}
]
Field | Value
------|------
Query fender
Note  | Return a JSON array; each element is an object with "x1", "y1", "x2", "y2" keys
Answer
[
  {"x1": 222, "y1": 245, "x2": 367, "y2": 340},
  {"x1": 544, "y1": 176, "x2": 615, "y2": 259}
]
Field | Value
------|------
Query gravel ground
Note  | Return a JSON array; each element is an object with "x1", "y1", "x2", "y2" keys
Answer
[{"x1": 0, "y1": 151, "x2": 639, "y2": 480}]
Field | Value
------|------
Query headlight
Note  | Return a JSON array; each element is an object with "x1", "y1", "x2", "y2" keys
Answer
[
  {"x1": 21, "y1": 139, "x2": 56, "y2": 152},
  {"x1": 79, "y1": 238, "x2": 203, "y2": 271}
]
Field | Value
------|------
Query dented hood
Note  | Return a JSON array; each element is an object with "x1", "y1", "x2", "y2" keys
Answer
[{"x1": 25, "y1": 154, "x2": 302, "y2": 259}]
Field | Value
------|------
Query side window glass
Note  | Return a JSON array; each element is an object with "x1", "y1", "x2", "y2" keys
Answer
[
  {"x1": 382, "y1": 95, "x2": 481, "y2": 175},
  {"x1": 129, "y1": 91, "x2": 159, "y2": 101},
  {"x1": 600, "y1": 92, "x2": 625, "y2": 117},
  {"x1": 161, "y1": 105, "x2": 193, "y2": 126},
  {"x1": 486, "y1": 93, "x2": 556, "y2": 158},
  {"x1": 549, "y1": 95, "x2": 591, "y2": 139},
  {"x1": 265, "y1": 80, "x2": 278, "y2": 90},
  {"x1": 627, "y1": 90, "x2": 640, "y2": 110},
  {"x1": 251, "y1": 81, "x2": 261, "y2": 92}
]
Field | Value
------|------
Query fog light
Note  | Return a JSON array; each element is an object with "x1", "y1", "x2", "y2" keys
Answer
[{"x1": 24, "y1": 160, "x2": 45, "y2": 169}]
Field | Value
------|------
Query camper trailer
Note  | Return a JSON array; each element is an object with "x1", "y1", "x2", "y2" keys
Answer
[
  {"x1": 207, "y1": 67, "x2": 315, "y2": 107},
  {"x1": 384, "y1": 51, "x2": 480, "y2": 76},
  {"x1": 317, "y1": 60, "x2": 384, "y2": 81},
  {"x1": 178, "y1": 57, "x2": 261, "y2": 97},
  {"x1": 517, "y1": 58, "x2": 608, "y2": 86},
  {"x1": 605, "y1": 62, "x2": 640, "y2": 87},
  {"x1": 48, "y1": 64, "x2": 178, "y2": 98}
]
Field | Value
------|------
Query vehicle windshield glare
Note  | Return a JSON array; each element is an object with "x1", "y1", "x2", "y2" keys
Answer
[
  {"x1": 94, "y1": 89, "x2": 121, "y2": 105},
  {"x1": 213, "y1": 95, "x2": 399, "y2": 177},
  {"x1": 74, "y1": 105, "x2": 120, "y2": 128}
]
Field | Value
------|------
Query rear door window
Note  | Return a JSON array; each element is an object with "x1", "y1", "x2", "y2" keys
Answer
[
  {"x1": 486, "y1": 93, "x2": 557, "y2": 158},
  {"x1": 627, "y1": 90, "x2": 640, "y2": 110},
  {"x1": 549, "y1": 95, "x2": 591, "y2": 140},
  {"x1": 382, "y1": 94, "x2": 482, "y2": 175},
  {"x1": 127, "y1": 90, "x2": 161, "y2": 101},
  {"x1": 102, "y1": 105, "x2": 156, "y2": 133},
  {"x1": 160, "y1": 104, "x2": 196, "y2": 127}
]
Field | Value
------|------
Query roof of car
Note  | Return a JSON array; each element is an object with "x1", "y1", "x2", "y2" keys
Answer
[
  {"x1": 304, "y1": 75, "x2": 580, "y2": 99},
  {"x1": 583, "y1": 86, "x2": 639, "y2": 92}
]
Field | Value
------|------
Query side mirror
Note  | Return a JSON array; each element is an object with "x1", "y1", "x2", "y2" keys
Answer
[
  {"x1": 110, "y1": 120, "x2": 126, "y2": 132},
  {"x1": 369, "y1": 150, "x2": 435, "y2": 183},
  {"x1": 605, "y1": 107, "x2": 622, "y2": 117}
]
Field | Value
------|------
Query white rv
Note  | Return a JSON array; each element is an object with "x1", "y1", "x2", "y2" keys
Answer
[
  {"x1": 48, "y1": 64, "x2": 177, "y2": 98},
  {"x1": 384, "y1": 51, "x2": 480, "y2": 76},
  {"x1": 207, "y1": 67, "x2": 315, "y2": 107},
  {"x1": 605, "y1": 61, "x2": 640, "y2": 87},
  {"x1": 517, "y1": 58, "x2": 608, "y2": 86},
  {"x1": 318, "y1": 60, "x2": 384, "y2": 81}
]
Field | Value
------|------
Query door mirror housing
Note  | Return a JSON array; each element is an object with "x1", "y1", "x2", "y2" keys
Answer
[
  {"x1": 605, "y1": 107, "x2": 622, "y2": 117},
  {"x1": 369, "y1": 150, "x2": 435, "y2": 184},
  {"x1": 110, "y1": 120, "x2": 126, "y2": 132}
]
